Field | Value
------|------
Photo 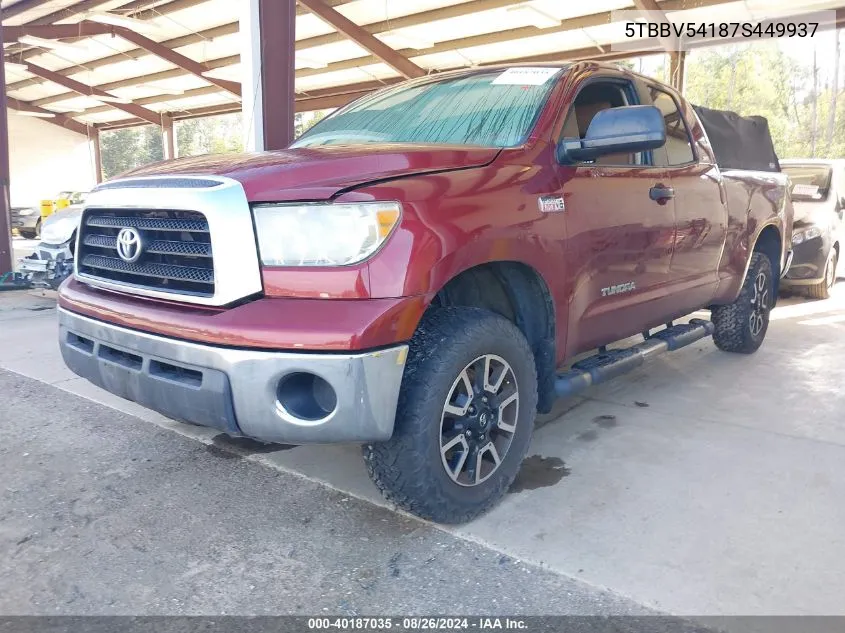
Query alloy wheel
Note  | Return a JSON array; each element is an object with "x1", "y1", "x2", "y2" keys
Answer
[
  {"x1": 439, "y1": 354, "x2": 519, "y2": 487},
  {"x1": 749, "y1": 269, "x2": 770, "y2": 338}
]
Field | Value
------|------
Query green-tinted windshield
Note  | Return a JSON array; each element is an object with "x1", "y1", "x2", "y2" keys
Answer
[
  {"x1": 292, "y1": 68, "x2": 564, "y2": 149},
  {"x1": 782, "y1": 164, "x2": 833, "y2": 201}
]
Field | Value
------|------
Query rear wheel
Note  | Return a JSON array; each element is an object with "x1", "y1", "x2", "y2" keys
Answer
[
  {"x1": 20, "y1": 220, "x2": 40, "y2": 240},
  {"x1": 363, "y1": 307, "x2": 537, "y2": 524},
  {"x1": 807, "y1": 249, "x2": 837, "y2": 300},
  {"x1": 712, "y1": 252, "x2": 773, "y2": 354}
]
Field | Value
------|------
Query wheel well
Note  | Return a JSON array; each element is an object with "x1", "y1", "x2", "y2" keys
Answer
[
  {"x1": 753, "y1": 225, "x2": 782, "y2": 297},
  {"x1": 428, "y1": 262, "x2": 557, "y2": 413}
]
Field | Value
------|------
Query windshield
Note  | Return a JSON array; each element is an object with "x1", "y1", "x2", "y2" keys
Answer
[
  {"x1": 783, "y1": 164, "x2": 832, "y2": 201},
  {"x1": 292, "y1": 67, "x2": 564, "y2": 149}
]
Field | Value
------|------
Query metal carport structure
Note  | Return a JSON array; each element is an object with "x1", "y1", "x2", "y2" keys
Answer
[{"x1": 2, "y1": 0, "x2": 844, "y2": 274}]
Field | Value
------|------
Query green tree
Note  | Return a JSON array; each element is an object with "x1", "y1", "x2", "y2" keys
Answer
[
  {"x1": 683, "y1": 39, "x2": 844, "y2": 159},
  {"x1": 100, "y1": 124, "x2": 163, "y2": 180}
]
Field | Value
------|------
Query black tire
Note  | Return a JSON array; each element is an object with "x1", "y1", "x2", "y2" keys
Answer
[
  {"x1": 807, "y1": 249, "x2": 837, "y2": 300},
  {"x1": 363, "y1": 307, "x2": 538, "y2": 524},
  {"x1": 712, "y1": 252, "x2": 773, "y2": 354},
  {"x1": 20, "y1": 222, "x2": 38, "y2": 240}
]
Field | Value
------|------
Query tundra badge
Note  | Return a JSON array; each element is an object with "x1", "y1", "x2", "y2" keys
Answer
[
  {"x1": 538, "y1": 195, "x2": 565, "y2": 213},
  {"x1": 601, "y1": 282, "x2": 636, "y2": 297}
]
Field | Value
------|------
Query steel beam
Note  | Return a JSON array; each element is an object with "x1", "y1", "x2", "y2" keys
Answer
[
  {"x1": 0, "y1": 19, "x2": 12, "y2": 276},
  {"x1": 6, "y1": 97, "x2": 92, "y2": 136},
  {"x1": 0, "y1": 0, "x2": 44, "y2": 20},
  {"x1": 31, "y1": 54, "x2": 240, "y2": 108},
  {"x1": 4, "y1": 0, "x2": 354, "y2": 79},
  {"x1": 161, "y1": 114, "x2": 175, "y2": 159},
  {"x1": 22, "y1": 61, "x2": 163, "y2": 125},
  {"x1": 27, "y1": 0, "x2": 140, "y2": 26},
  {"x1": 257, "y1": 0, "x2": 296, "y2": 149},
  {"x1": 3, "y1": 23, "x2": 115, "y2": 39},
  {"x1": 96, "y1": 77, "x2": 405, "y2": 129},
  {"x1": 114, "y1": 27, "x2": 242, "y2": 97},
  {"x1": 297, "y1": 0, "x2": 426, "y2": 78},
  {"x1": 292, "y1": 0, "x2": 731, "y2": 80},
  {"x1": 90, "y1": 128, "x2": 103, "y2": 184},
  {"x1": 669, "y1": 49, "x2": 686, "y2": 92}
]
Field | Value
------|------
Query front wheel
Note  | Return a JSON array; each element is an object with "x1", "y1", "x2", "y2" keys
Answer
[
  {"x1": 712, "y1": 252, "x2": 773, "y2": 354},
  {"x1": 363, "y1": 307, "x2": 537, "y2": 524},
  {"x1": 20, "y1": 220, "x2": 39, "y2": 240},
  {"x1": 807, "y1": 249, "x2": 837, "y2": 300}
]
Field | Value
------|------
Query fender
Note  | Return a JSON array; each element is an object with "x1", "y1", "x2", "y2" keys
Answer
[{"x1": 711, "y1": 170, "x2": 791, "y2": 305}]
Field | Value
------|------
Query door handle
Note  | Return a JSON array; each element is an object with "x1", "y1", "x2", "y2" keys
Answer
[{"x1": 649, "y1": 184, "x2": 675, "y2": 205}]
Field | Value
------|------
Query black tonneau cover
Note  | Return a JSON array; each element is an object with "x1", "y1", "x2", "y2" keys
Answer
[{"x1": 693, "y1": 105, "x2": 781, "y2": 173}]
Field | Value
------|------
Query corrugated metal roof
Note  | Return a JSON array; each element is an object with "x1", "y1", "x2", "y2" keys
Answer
[{"x1": 3, "y1": 0, "x2": 844, "y2": 128}]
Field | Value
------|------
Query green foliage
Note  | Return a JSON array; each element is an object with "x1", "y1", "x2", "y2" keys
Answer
[
  {"x1": 176, "y1": 112, "x2": 244, "y2": 157},
  {"x1": 684, "y1": 41, "x2": 843, "y2": 159},
  {"x1": 100, "y1": 125, "x2": 163, "y2": 180}
]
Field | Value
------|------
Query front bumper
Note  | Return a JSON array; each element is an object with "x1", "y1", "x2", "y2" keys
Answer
[
  {"x1": 58, "y1": 308, "x2": 408, "y2": 444},
  {"x1": 782, "y1": 234, "x2": 830, "y2": 286}
]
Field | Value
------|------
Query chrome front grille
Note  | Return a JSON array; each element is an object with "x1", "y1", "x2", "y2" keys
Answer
[{"x1": 77, "y1": 208, "x2": 215, "y2": 296}]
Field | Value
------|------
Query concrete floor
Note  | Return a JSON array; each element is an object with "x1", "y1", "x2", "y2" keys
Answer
[{"x1": 2, "y1": 284, "x2": 845, "y2": 617}]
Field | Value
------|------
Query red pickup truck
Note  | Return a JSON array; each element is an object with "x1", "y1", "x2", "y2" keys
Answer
[{"x1": 57, "y1": 63, "x2": 793, "y2": 523}]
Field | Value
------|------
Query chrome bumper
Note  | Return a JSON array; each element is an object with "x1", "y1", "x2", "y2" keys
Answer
[{"x1": 58, "y1": 308, "x2": 408, "y2": 444}]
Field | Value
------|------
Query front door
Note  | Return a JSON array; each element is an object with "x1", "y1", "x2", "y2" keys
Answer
[{"x1": 553, "y1": 76, "x2": 676, "y2": 357}]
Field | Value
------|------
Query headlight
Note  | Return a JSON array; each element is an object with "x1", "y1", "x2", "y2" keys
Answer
[
  {"x1": 252, "y1": 201, "x2": 401, "y2": 267},
  {"x1": 804, "y1": 226, "x2": 822, "y2": 240},
  {"x1": 792, "y1": 225, "x2": 823, "y2": 245},
  {"x1": 17, "y1": 207, "x2": 36, "y2": 216}
]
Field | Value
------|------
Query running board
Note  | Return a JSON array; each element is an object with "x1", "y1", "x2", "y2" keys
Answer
[{"x1": 554, "y1": 318, "x2": 715, "y2": 399}]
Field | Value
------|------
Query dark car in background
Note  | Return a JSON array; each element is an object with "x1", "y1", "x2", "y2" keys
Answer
[
  {"x1": 10, "y1": 205, "x2": 41, "y2": 239},
  {"x1": 781, "y1": 159, "x2": 845, "y2": 299}
]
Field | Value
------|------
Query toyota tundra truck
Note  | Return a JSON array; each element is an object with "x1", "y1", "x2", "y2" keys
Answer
[{"x1": 57, "y1": 63, "x2": 793, "y2": 523}]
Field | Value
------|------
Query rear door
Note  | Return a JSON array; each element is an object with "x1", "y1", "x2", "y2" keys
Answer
[
  {"x1": 647, "y1": 83, "x2": 726, "y2": 308},
  {"x1": 552, "y1": 73, "x2": 676, "y2": 356}
]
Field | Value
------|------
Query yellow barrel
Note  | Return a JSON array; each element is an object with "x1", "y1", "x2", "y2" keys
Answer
[
  {"x1": 40, "y1": 200, "x2": 55, "y2": 219},
  {"x1": 55, "y1": 198, "x2": 70, "y2": 211}
]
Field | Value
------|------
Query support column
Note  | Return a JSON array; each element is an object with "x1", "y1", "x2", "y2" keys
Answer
[
  {"x1": 0, "y1": 19, "x2": 14, "y2": 275},
  {"x1": 240, "y1": 0, "x2": 295, "y2": 151},
  {"x1": 669, "y1": 51, "x2": 687, "y2": 94},
  {"x1": 90, "y1": 128, "x2": 103, "y2": 184},
  {"x1": 161, "y1": 114, "x2": 175, "y2": 160}
]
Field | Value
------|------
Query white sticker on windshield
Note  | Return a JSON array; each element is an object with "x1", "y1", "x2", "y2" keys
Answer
[
  {"x1": 793, "y1": 183, "x2": 820, "y2": 197},
  {"x1": 492, "y1": 67, "x2": 560, "y2": 86}
]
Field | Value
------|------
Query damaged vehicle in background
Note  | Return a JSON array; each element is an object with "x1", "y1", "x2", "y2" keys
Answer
[
  {"x1": 17, "y1": 201, "x2": 83, "y2": 289},
  {"x1": 779, "y1": 159, "x2": 844, "y2": 299}
]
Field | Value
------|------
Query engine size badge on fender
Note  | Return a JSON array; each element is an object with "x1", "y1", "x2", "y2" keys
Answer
[{"x1": 538, "y1": 195, "x2": 565, "y2": 213}]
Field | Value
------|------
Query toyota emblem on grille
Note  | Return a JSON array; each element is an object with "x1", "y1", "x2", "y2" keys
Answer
[{"x1": 116, "y1": 227, "x2": 143, "y2": 263}]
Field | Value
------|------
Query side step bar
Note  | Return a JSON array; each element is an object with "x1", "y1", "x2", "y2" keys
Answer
[{"x1": 554, "y1": 318, "x2": 715, "y2": 399}]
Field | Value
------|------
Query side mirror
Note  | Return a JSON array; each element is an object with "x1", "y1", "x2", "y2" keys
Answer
[{"x1": 558, "y1": 105, "x2": 666, "y2": 164}]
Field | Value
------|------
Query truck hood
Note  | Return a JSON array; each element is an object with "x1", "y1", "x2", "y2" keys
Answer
[{"x1": 121, "y1": 144, "x2": 500, "y2": 202}]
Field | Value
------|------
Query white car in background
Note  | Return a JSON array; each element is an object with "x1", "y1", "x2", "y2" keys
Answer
[{"x1": 17, "y1": 203, "x2": 83, "y2": 289}]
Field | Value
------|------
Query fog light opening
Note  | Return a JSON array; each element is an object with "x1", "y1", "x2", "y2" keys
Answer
[{"x1": 276, "y1": 372, "x2": 337, "y2": 421}]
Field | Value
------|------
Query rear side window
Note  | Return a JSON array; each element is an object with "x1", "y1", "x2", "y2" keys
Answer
[{"x1": 650, "y1": 87, "x2": 695, "y2": 166}]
